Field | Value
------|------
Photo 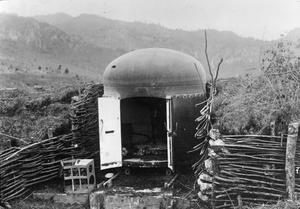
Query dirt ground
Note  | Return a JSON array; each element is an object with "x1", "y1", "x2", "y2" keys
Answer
[
  {"x1": 11, "y1": 199, "x2": 88, "y2": 209},
  {"x1": 9, "y1": 168, "x2": 201, "y2": 209}
]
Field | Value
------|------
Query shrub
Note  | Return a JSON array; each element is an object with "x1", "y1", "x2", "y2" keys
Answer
[{"x1": 213, "y1": 41, "x2": 300, "y2": 134}]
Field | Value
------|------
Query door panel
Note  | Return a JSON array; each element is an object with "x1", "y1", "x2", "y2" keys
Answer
[
  {"x1": 171, "y1": 95, "x2": 205, "y2": 170},
  {"x1": 166, "y1": 99, "x2": 174, "y2": 171},
  {"x1": 98, "y1": 97, "x2": 122, "y2": 170}
]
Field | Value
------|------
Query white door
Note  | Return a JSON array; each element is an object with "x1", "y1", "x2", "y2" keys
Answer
[
  {"x1": 166, "y1": 99, "x2": 174, "y2": 171},
  {"x1": 98, "y1": 97, "x2": 122, "y2": 170}
]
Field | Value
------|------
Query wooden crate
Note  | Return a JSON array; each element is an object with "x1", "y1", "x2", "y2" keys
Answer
[{"x1": 62, "y1": 159, "x2": 96, "y2": 193}]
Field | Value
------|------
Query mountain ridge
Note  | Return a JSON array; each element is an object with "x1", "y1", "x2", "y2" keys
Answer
[
  {"x1": 33, "y1": 13, "x2": 268, "y2": 77},
  {"x1": 1, "y1": 13, "x2": 299, "y2": 81},
  {"x1": 0, "y1": 14, "x2": 124, "y2": 80}
]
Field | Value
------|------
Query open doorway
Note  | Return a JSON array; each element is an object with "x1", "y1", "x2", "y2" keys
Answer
[{"x1": 121, "y1": 97, "x2": 167, "y2": 166}]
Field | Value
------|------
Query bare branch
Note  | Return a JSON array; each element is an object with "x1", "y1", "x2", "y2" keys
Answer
[
  {"x1": 204, "y1": 30, "x2": 214, "y2": 84},
  {"x1": 0, "y1": 132, "x2": 29, "y2": 145},
  {"x1": 214, "y1": 58, "x2": 223, "y2": 85},
  {"x1": 194, "y1": 63, "x2": 203, "y2": 81}
]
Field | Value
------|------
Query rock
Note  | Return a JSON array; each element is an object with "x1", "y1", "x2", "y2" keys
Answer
[
  {"x1": 209, "y1": 138, "x2": 225, "y2": 146},
  {"x1": 197, "y1": 173, "x2": 212, "y2": 192},
  {"x1": 209, "y1": 129, "x2": 221, "y2": 140},
  {"x1": 199, "y1": 173, "x2": 212, "y2": 182},
  {"x1": 105, "y1": 173, "x2": 114, "y2": 179},
  {"x1": 204, "y1": 158, "x2": 213, "y2": 174},
  {"x1": 208, "y1": 148, "x2": 217, "y2": 157},
  {"x1": 209, "y1": 138, "x2": 230, "y2": 154},
  {"x1": 198, "y1": 191, "x2": 209, "y2": 201}
]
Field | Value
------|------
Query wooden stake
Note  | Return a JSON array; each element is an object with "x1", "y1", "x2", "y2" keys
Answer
[
  {"x1": 285, "y1": 121, "x2": 300, "y2": 201},
  {"x1": 237, "y1": 195, "x2": 242, "y2": 209},
  {"x1": 164, "y1": 174, "x2": 179, "y2": 188},
  {"x1": 270, "y1": 120, "x2": 276, "y2": 136},
  {"x1": 47, "y1": 128, "x2": 53, "y2": 138}
]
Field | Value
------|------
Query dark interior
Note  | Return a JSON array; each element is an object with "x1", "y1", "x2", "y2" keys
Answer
[{"x1": 121, "y1": 97, "x2": 167, "y2": 163}]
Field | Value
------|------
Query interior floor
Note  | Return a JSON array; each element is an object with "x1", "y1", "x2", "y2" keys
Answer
[{"x1": 121, "y1": 97, "x2": 167, "y2": 164}]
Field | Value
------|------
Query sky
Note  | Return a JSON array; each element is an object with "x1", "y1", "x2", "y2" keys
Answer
[{"x1": 0, "y1": 0, "x2": 300, "y2": 40}]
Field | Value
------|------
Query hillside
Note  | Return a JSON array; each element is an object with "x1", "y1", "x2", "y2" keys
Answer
[
  {"x1": 285, "y1": 28, "x2": 300, "y2": 42},
  {"x1": 0, "y1": 14, "x2": 124, "y2": 82},
  {"x1": 34, "y1": 13, "x2": 269, "y2": 78},
  {"x1": 1, "y1": 13, "x2": 299, "y2": 82}
]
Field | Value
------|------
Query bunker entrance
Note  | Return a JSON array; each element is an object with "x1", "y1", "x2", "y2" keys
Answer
[
  {"x1": 121, "y1": 97, "x2": 168, "y2": 168},
  {"x1": 98, "y1": 96, "x2": 174, "y2": 171}
]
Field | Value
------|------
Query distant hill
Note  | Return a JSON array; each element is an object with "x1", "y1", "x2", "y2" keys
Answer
[
  {"x1": 285, "y1": 28, "x2": 300, "y2": 43},
  {"x1": 2, "y1": 13, "x2": 299, "y2": 81},
  {"x1": 34, "y1": 13, "x2": 269, "y2": 78},
  {"x1": 0, "y1": 14, "x2": 124, "y2": 81},
  {"x1": 34, "y1": 13, "x2": 73, "y2": 26},
  {"x1": 276, "y1": 28, "x2": 300, "y2": 57}
]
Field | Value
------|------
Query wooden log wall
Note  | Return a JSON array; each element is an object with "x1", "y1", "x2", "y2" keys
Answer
[
  {"x1": 0, "y1": 84, "x2": 104, "y2": 204},
  {"x1": 211, "y1": 135, "x2": 288, "y2": 208},
  {"x1": 0, "y1": 133, "x2": 82, "y2": 203}
]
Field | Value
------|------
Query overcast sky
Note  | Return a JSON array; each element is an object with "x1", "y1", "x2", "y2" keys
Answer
[{"x1": 1, "y1": 0, "x2": 300, "y2": 40}]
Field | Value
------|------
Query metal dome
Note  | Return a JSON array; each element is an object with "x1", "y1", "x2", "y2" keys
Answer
[{"x1": 103, "y1": 48, "x2": 207, "y2": 99}]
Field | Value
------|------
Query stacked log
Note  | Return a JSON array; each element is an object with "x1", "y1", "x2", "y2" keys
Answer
[
  {"x1": 70, "y1": 84, "x2": 104, "y2": 172},
  {"x1": 211, "y1": 135, "x2": 287, "y2": 208}
]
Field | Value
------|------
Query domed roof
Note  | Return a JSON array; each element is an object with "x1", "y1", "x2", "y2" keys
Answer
[{"x1": 103, "y1": 48, "x2": 207, "y2": 98}]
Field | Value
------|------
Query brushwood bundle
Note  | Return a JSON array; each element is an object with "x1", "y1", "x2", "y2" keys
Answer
[
  {"x1": 211, "y1": 135, "x2": 290, "y2": 208},
  {"x1": 70, "y1": 83, "x2": 104, "y2": 171},
  {"x1": 0, "y1": 84, "x2": 103, "y2": 204},
  {"x1": 0, "y1": 133, "x2": 80, "y2": 203}
]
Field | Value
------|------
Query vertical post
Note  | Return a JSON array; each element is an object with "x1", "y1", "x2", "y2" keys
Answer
[
  {"x1": 71, "y1": 96, "x2": 78, "y2": 132},
  {"x1": 237, "y1": 195, "x2": 242, "y2": 209},
  {"x1": 285, "y1": 121, "x2": 300, "y2": 201},
  {"x1": 211, "y1": 157, "x2": 216, "y2": 209},
  {"x1": 47, "y1": 128, "x2": 53, "y2": 138},
  {"x1": 270, "y1": 120, "x2": 276, "y2": 136},
  {"x1": 270, "y1": 120, "x2": 276, "y2": 169}
]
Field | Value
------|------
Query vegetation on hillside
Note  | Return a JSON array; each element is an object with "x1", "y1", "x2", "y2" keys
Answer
[
  {"x1": 213, "y1": 40, "x2": 300, "y2": 134},
  {"x1": 0, "y1": 87, "x2": 78, "y2": 146},
  {"x1": 0, "y1": 72, "x2": 86, "y2": 150}
]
